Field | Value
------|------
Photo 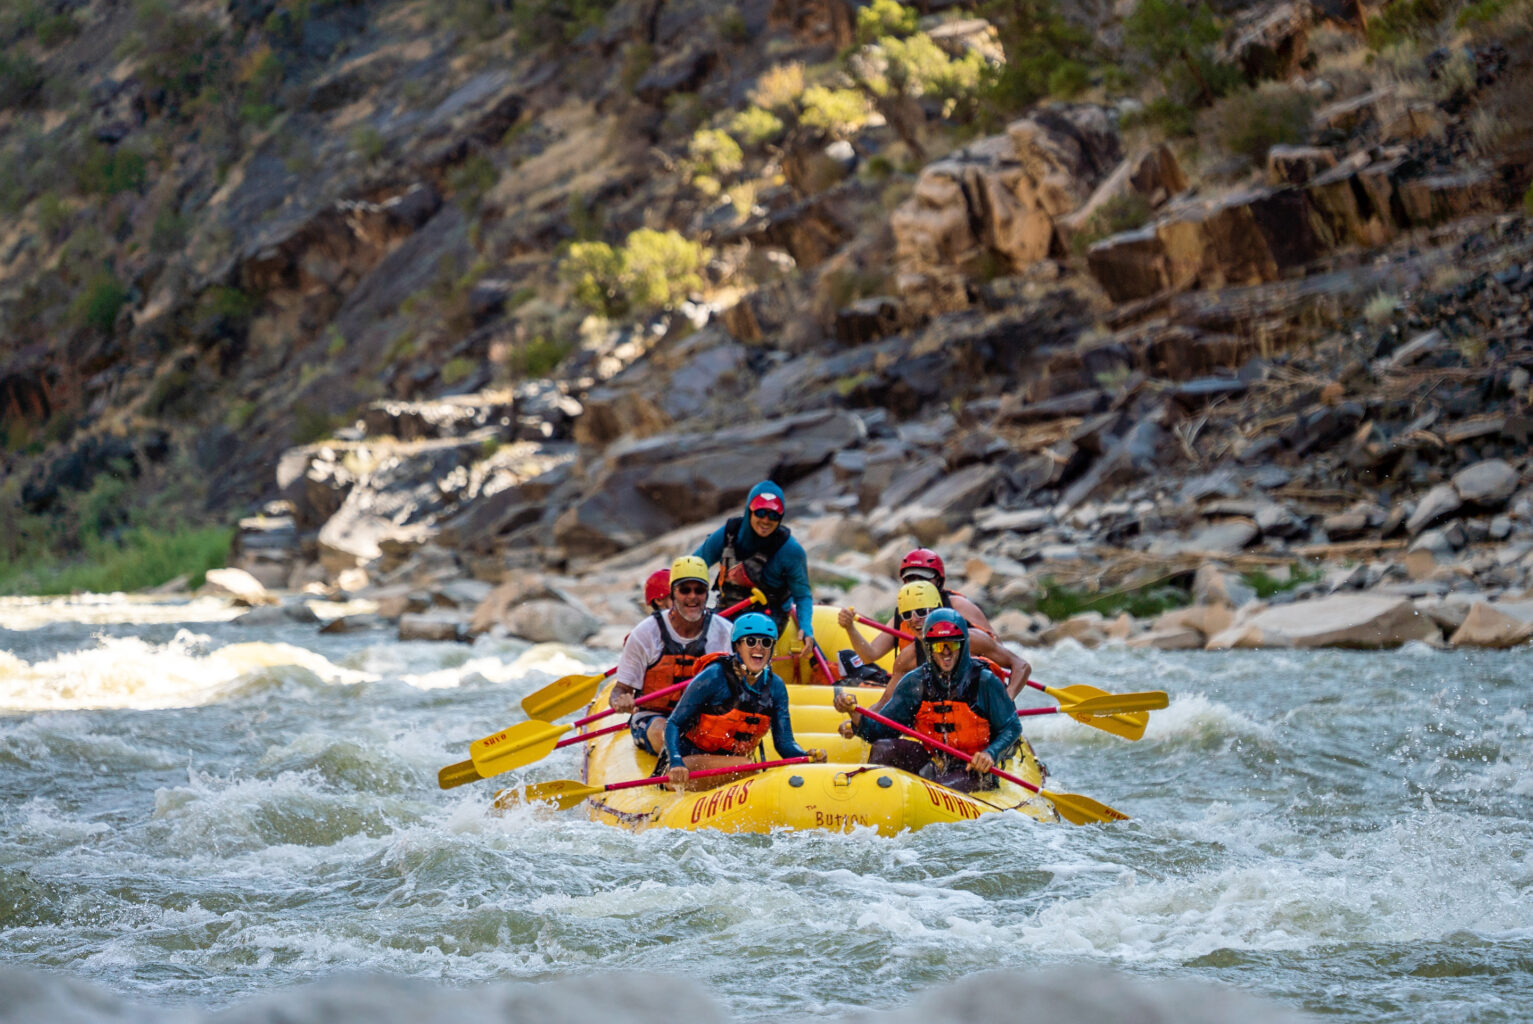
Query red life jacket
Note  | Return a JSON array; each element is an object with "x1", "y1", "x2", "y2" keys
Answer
[
  {"x1": 911, "y1": 665, "x2": 992, "y2": 756},
  {"x1": 715, "y1": 516, "x2": 792, "y2": 612},
  {"x1": 685, "y1": 660, "x2": 776, "y2": 756},
  {"x1": 638, "y1": 610, "x2": 718, "y2": 713}
]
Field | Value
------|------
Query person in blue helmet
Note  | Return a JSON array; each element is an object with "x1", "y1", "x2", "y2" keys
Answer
[
  {"x1": 693, "y1": 480, "x2": 817, "y2": 653},
  {"x1": 664, "y1": 613, "x2": 827, "y2": 790},
  {"x1": 832, "y1": 609, "x2": 1020, "y2": 793}
]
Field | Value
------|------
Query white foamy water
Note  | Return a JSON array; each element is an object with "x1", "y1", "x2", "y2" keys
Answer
[{"x1": 2, "y1": 597, "x2": 1530, "y2": 1024}]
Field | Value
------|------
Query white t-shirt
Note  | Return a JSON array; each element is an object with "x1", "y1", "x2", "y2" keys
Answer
[{"x1": 615, "y1": 611, "x2": 735, "y2": 694}]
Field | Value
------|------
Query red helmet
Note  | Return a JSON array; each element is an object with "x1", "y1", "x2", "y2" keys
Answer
[
  {"x1": 899, "y1": 548, "x2": 945, "y2": 584},
  {"x1": 922, "y1": 610, "x2": 966, "y2": 642},
  {"x1": 643, "y1": 569, "x2": 670, "y2": 606}
]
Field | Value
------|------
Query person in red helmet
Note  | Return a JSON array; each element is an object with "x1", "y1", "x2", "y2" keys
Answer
[
  {"x1": 837, "y1": 549, "x2": 1029, "y2": 700},
  {"x1": 642, "y1": 568, "x2": 671, "y2": 613},
  {"x1": 833, "y1": 611, "x2": 1020, "y2": 792},
  {"x1": 897, "y1": 548, "x2": 995, "y2": 635}
]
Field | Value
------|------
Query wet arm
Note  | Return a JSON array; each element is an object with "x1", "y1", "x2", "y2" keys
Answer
[
  {"x1": 664, "y1": 670, "x2": 723, "y2": 761},
  {"x1": 977, "y1": 676, "x2": 1023, "y2": 763},
  {"x1": 766, "y1": 676, "x2": 807, "y2": 759},
  {"x1": 692, "y1": 526, "x2": 727, "y2": 568}
]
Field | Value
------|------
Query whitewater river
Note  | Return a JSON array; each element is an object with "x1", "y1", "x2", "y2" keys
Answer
[{"x1": 1, "y1": 594, "x2": 1529, "y2": 1024}]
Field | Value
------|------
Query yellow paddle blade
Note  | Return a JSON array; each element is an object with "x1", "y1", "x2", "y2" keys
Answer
[
  {"x1": 1057, "y1": 691, "x2": 1168, "y2": 715},
  {"x1": 493, "y1": 778, "x2": 602, "y2": 812},
  {"x1": 520, "y1": 672, "x2": 608, "y2": 720},
  {"x1": 1046, "y1": 788, "x2": 1131, "y2": 825},
  {"x1": 437, "y1": 759, "x2": 482, "y2": 790},
  {"x1": 468, "y1": 719, "x2": 571, "y2": 778},
  {"x1": 1065, "y1": 709, "x2": 1149, "y2": 741}
]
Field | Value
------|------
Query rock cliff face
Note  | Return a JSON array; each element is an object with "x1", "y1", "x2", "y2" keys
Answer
[{"x1": 2, "y1": 0, "x2": 1532, "y2": 648}]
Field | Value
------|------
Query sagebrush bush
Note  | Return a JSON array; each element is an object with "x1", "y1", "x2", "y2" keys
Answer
[
  {"x1": 688, "y1": 128, "x2": 744, "y2": 178},
  {"x1": 750, "y1": 63, "x2": 806, "y2": 112},
  {"x1": 799, "y1": 86, "x2": 872, "y2": 135},
  {"x1": 1204, "y1": 83, "x2": 1315, "y2": 164},
  {"x1": 856, "y1": 0, "x2": 919, "y2": 44},
  {"x1": 729, "y1": 106, "x2": 785, "y2": 148},
  {"x1": 561, "y1": 229, "x2": 710, "y2": 318}
]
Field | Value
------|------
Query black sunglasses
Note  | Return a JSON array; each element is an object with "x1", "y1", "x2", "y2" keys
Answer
[
  {"x1": 750, "y1": 508, "x2": 782, "y2": 522},
  {"x1": 738, "y1": 635, "x2": 773, "y2": 649},
  {"x1": 673, "y1": 583, "x2": 707, "y2": 596}
]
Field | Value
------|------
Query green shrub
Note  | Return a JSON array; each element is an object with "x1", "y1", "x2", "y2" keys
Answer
[
  {"x1": 856, "y1": 0, "x2": 919, "y2": 44},
  {"x1": 1123, "y1": 0, "x2": 1234, "y2": 106},
  {"x1": 1123, "y1": 96, "x2": 1196, "y2": 137},
  {"x1": 1028, "y1": 578, "x2": 1190, "y2": 620},
  {"x1": 440, "y1": 357, "x2": 478, "y2": 384},
  {"x1": 0, "y1": 524, "x2": 235, "y2": 595},
  {"x1": 126, "y1": 0, "x2": 226, "y2": 104},
  {"x1": 292, "y1": 402, "x2": 344, "y2": 444},
  {"x1": 1240, "y1": 563, "x2": 1321, "y2": 598},
  {"x1": 36, "y1": 192, "x2": 69, "y2": 238},
  {"x1": 0, "y1": 52, "x2": 44, "y2": 110},
  {"x1": 1047, "y1": 60, "x2": 1090, "y2": 98},
  {"x1": 729, "y1": 106, "x2": 786, "y2": 148},
  {"x1": 862, "y1": 32, "x2": 988, "y2": 117},
  {"x1": 70, "y1": 273, "x2": 128, "y2": 333},
  {"x1": 77, "y1": 144, "x2": 148, "y2": 196},
  {"x1": 447, "y1": 152, "x2": 498, "y2": 211},
  {"x1": 509, "y1": 335, "x2": 572, "y2": 378},
  {"x1": 351, "y1": 125, "x2": 385, "y2": 162},
  {"x1": 718, "y1": 7, "x2": 749, "y2": 44},
  {"x1": 36, "y1": 12, "x2": 79, "y2": 46},
  {"x1": 1205, "y1": 83, "x2": 1315, "y2": 164},
  {"x1": 799, "y1": 86, "x2": 872, "y2": 134},
  {"x1": 977, "y1": 0, "x2": 1093, "y2": 119},
  {"x1": 688, "y1": 128, "x2": 744, "y2": 179},
  {"x1": 561, "y1": 228, "x2": 710, "y2": 318},
  {"x1": 510, "y1": 0, "x2": 619, "y2": 47},
  {"x1": 1368, "y1": 0, "x2": 1451, "y2": 47},
  {"x1": 1456, "y1": 0, "x2": 1510, "y2": 24},
  {"x1": 1524, "y1": 183, "x2": 1533, "y2": 217}
]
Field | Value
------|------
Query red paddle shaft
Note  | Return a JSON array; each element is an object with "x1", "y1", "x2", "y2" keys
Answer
[
  {"x1": 852, "y1": 705, "x2": 1045, "y2": 798},
  {"x1": 600, "y1": 756, "x2": 811, "y2": 795}
]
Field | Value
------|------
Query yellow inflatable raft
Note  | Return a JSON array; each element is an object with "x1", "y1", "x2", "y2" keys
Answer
[{"x1": 495, "y1": 680, "x2": 1059, "y2": 834}]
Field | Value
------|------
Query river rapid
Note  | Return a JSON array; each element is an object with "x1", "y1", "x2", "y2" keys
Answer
[{"x1": 1, "y1": 594, "x2": 1529, "y2": 1024}]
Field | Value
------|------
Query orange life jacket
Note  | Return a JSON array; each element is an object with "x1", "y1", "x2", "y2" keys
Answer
[
  {"x1": 911, "y1": 666, "x2": 992, "y2": 756},
  {"x1": 685, "y1": 661, "x2": 775, "y2": 756},
  {"x1": 638, "y1": 611, "x2": 718, "y2": 713}
]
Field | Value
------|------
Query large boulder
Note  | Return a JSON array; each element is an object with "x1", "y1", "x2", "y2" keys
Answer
[
  {"x1": 870, "y1": 463, "x2": 1006, "y2": 543},
  {"x1": 553, "y1": 410, "x2": 864, "y2": 559},
  {"x1": 1205, "y1": 594, "x2": 1441, "y2": 649},
  {"x1": 1448, "y1": 602, "x2": 1533, "y2": 648},
  {"x1": 892, "y1": 106, "x2": 1120, "y2": 315},
  {"x1": 1452, "y1": 459, "x2": 1519, "y2": 510},
  {"x1": 504, "y1": 600, "x2": 601, "y2": 644}
]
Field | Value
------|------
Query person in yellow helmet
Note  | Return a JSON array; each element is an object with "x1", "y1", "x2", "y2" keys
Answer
[
  {"x1": 839, "y1": 580, "x2": 1032, "y2": 707},
  {"x1": 611, "y1": 555, "x2": 735, "y2": 758}
]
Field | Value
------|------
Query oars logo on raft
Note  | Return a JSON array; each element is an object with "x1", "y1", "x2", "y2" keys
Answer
[
  {"x1": 919, "y1": 779, "x2": 983, "y2": 820},
  {"x1": 689, "y1": 778, "x2": 755, "y2": 823}
]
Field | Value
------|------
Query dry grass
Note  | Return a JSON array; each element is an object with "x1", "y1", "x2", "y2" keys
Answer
[{"x1": 749, "y1": 63, "x2": 806, "y2": 112}]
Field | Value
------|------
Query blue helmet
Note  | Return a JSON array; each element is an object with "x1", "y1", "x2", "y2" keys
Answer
[{"x1": 731, "y1": 612, "x2": 778, "y2": 645}]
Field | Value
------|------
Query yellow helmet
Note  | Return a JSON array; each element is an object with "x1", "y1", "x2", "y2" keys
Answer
[
  {"x1": 896, "y1": 580, "x2": 941, "y2": 616},
  {"x1": 669, "y1": 555, "x2": 710, "y2": 588}
]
